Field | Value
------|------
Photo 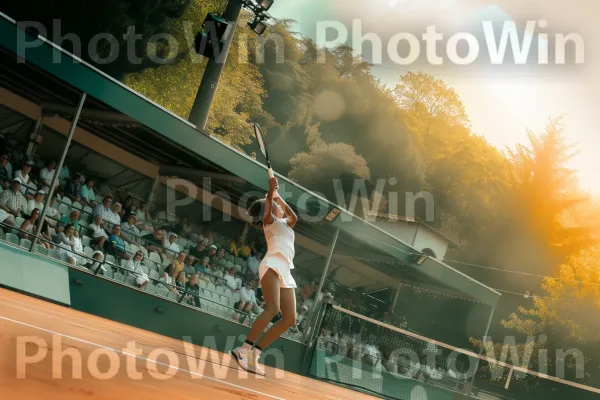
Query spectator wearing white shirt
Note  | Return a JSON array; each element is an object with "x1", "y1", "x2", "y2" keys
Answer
[
  {"x1": 89, "y1": 214, "x2": 108, "y2": 249},
  {"x1": 58, "y1": 160, "x2": 70, "y2": 186},
  {"x1": 93, "y1": 195, "x2": 113, "y2": 219},
  {"x1": 164, "y1": 232, "x2": 180, "y2": 259},
  {"x1": 14, "y1": 161, "x2": 35, "y2": 197},
  {"x1": 39, "y1": 160, "x2": 57, "y2": 192},
  {"x1": 120, "y1": 212, "x2": 140, "y2": 245},
  {"x1": 0, "y1": 178, "x2": 22, "y2": 226},
  {"x1": 25, "y1": 190, "x2": 45, "y2": 216},
  {"x1": 45, "y1": 195, "x2": 60, "y2": 226},
  {"x1": 104, "y1": 202, "x2": 122, "y2": 229},
  {"x1": 125, "y1": 251, "x2": 149, "y2": 289},
  {"x1": 245, "y1": 250, "x2": 262, "y2": 277},
  {"x1": 234, "y1": 280, "x2": 258, "y2": 323},
  {"x1": 79, "y1": 178, "x2": 96, "y2": 207},
  {"x1": 224, "y1": 267, "x2": 239, "y2": 291}
]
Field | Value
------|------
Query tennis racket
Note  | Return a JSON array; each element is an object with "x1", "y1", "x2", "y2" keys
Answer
[{"x1": 253, "y1": 123, "x2": 279, "y2": 191}]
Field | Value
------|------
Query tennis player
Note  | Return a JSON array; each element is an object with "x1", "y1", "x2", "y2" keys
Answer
[{"x1": 231, "y1": 176, "x2": 298, "y2": 376}]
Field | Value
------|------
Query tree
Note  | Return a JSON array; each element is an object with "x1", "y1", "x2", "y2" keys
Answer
[
  {"x1": 0, "y1": 0, "x2": 196, "y2": 79},
  {"x1": 288, "y1": 124, "x2": 370, "y2": 201},
  {"x1": 472, "y1": 246, "x2": 600, "y2": 397}
]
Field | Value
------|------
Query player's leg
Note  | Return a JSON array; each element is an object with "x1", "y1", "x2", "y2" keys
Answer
[
  {"x1": 230, "y1": 268, "x2": 280, "y2": 373},
  {"x1": 254, "y1": 287, "x2": 296, "y2": 350}
]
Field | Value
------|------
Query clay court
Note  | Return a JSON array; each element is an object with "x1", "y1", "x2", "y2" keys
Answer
[{"x1": 0, "y1": 288, "x2": 375, "y2": 400}]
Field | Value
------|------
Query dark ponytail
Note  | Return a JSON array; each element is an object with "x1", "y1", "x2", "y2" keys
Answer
[{"x1": 248, "y1": 198, "x2": 266, "y2": 230}]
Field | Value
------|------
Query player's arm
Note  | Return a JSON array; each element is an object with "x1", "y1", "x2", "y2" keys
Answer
[
  {"x1": 275, "y1": 196, "x2": 298, "y2": 228},
  {"x1": 263, "y1": 177, "x2": 277, "y2": 227}
]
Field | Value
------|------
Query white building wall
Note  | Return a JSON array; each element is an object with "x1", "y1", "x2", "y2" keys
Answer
[{"x1": 372, "y1": 220, "x2": 449, "y2": 260}]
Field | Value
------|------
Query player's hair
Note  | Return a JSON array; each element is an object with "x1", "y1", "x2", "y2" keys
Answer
[{"x1": 248, "y1": 198, "x2": 267, "y2": 230}]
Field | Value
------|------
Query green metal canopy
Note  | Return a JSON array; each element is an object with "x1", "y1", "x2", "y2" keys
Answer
[{"x1": 0, "y1": 13, "x2": 500, "y2": 307}]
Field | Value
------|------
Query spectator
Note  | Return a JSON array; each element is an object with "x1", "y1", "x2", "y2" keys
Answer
[
  {"x1": 134, "y1": 202, "x2": 154, "y2": 232},
  {"x1": 175, "y1": 271, "x2": 187, "y2": 291},
  {"x1": 58, "y1": 158, "x2": 70, "y2": 186},
  {"x1": 25, "y1": 190, "x2": 45, "y2": 216},
  {"x1": 224, "y1": 267, "x2": 239, "y2": 291},
  {"x1": 207, "y1": 262, "x2": 223, "y2": 285},
  {"x1": 184, "y1": 274, "x2": 201, "y2": 308},
  {"x1": 43, "y1": 195, "x2": 60, "y2": 227},
  {"x1": 56, "y1": 223, "x2": 82, "y2": 265},
  {"x1": 120, "y1": 212, "x2": 140, "y2": 245},
  {"x1": 85, "y1": 250, "x2": 106, "y2": 275},
  {"x1": 195, "y1": 256, "x2": 210, "y2": 275},
  {"x1": 79, "y1": 178, "x2": 96, "y2": 207},
  {"x1": 18, "y1": 208, "x2": 53, "y2": 249},
  {"x1": 88, "y1": 214, "x2": 108, "y2": 249},
  {"x1": 164, "y1": 232, "x2": 180, "y2": 259},
  {"x1": 297, "y1": 304, "x2": 309, "y2": 326},
  {"x1": 206, "y1": 244, "x2": 217, "y2": 259},
  {"x1": 39, "y1": 160, "x2": 57, "y2": 192},
  {"x1": 0, "y1": 178, "x2": 23, "y2": 225},
  {"x1": 141, "y1": 228, "x2": 165, "y2": 259},
  {"x1": 107, "y1": 225, "x2": 131, "y2": 260},
  {"x1": 160, "y1": 264, "x2": 177, "y2": 293},
  {"x1": 121, "y1": 196, "x2": 135, "y2": 221},
  {"x1": 183, "y1": 255, "x2": 196, "y2": 278},
  {"x1": 233, "y1": 301, "x2": 254, "y2": 324},
  {"x1": 300, "y1": 280, "x2": 318, "y2": 301},
  {"x1": 105, "y1": 202, "x2": 122, "y2": 228},
  {"x1": 212, "y1": 247, "x2": 226, "y2": 264},
  {"x1": 188, "y1": 239, "x2": 207, "y2": 260},
  {"x1": 93, "y1": 195, "x2": 112, "y2": 219},
  {"x1": 229, "y1": 236, "x2": 246, "y2": 258},
  {"x1": 125, "y1": 251, "x2": 149, "y2": 290},
  {"x1": 237, "y1": 280, "x2": 259, "y2": 313},
  {"x1": 245, "y1": 249, "x2": 262, "y2": 277},
  {"x1": 14, "y1": 161, "x2": 35, "y2": 197},
  {"x1": 202, "y1": 229, "x2": 214, "y2": 247},
  {"x1": 63, "y1": 174, "x2": 82, "y2": 202},
  {"x1": 58, "y1": 209, "x2": 81, "y2": 237},
  {"x1": 0, "y1": 154, "x2": 11, "y2": 188},
  {"x1": 170, "y1": 251, "x2": 186, "y2": 280}
]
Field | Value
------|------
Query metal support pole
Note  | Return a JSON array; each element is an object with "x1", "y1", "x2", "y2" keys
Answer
[
  {"x1": 390, "y1": 282, "x2": 402, "y2": 314},
  {"x1": 466, "y1": 306, "x2": 495, "y2": 394},
  {"x1": 146, "y1": 173, "x2": 161, "y2": 208},
  {"x1": 30, "y1": 93, "x2": 86, "y2": 251},
  {"x1": 188, "y1": 0, "x2": 243, "y2": 130},
  {"x1": 504, "y1": 367, "x2": 514, "y2": 389},
  {"x1": 26, "y1": 114, "x2": 44, "y2": 159},
  {"x1": 304, "y1": 228, "x2": 340, "y2": 341}
]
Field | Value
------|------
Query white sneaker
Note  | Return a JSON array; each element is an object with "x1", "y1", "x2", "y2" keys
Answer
[
  {"x1": 250, "y1": 349, "x2": 266, "y2": 377},
  {"x1": 230, "y1": 347, "x2": 265, "y2": 376},
  {"x1": 230, "y1": 347, "x2": 250, "y2": 372}
]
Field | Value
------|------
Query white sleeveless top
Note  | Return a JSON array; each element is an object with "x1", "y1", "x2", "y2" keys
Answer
[{"x1": 263, "y1": 217, "x2": 295, "y2": 268}]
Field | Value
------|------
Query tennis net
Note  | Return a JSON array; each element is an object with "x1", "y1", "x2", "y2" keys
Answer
[{"x1": 308, "y1": 304, "x2": 600, "y2": 400}]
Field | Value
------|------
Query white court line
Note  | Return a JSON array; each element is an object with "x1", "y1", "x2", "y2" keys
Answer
[
  {"x1": 0, "y1": 315, "x2": 286, "y2": 400},
  {"x1": 0, "y1": 299, "x2": 365, "y2": 400}
]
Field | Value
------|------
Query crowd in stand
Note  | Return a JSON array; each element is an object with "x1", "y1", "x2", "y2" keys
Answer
[{"x1": 1, "y1": 138, "x2": 376, "y2": 339}]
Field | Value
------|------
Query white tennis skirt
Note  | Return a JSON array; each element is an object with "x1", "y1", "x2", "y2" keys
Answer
[{"x1": 259, "y1": 254, "x2": 297, "y2": 289}]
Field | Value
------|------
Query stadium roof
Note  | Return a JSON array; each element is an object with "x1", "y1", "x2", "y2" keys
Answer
[{"x1": 0, "y1": 13, "x2": 500, "y2": 307}]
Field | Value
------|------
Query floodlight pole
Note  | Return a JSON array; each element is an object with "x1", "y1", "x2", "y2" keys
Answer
[{"x1": 188, "y1": 0, "x2": 243, "y2": 131}]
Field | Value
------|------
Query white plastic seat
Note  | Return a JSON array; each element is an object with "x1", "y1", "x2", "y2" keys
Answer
[
  {"x1": 61, "y1": 197, "x2": 72, "y2": 206},
  {"x1": 113, "y1": 273, "x2": 125, "y2": 283},
  {"x1": 81, "y1": 235, "x2": 91, "y2": 248},
  {"x1": 149, "y1": 270, "x2": 160, "y2": 281},
  {"x1": 83, "y1": 246, "x2": 93, "y2": 258},
  {"x1": 72, "y1": 201, "x2": 83, "y2": 210},
  {"x1": 34, "y1": 244, "x2": 47, "y2": 255},
  {"x1": 19, "y1": 238, "x2": 32, "y2": 249},
  {"x1": 6, "y1": 233, "x2": 19, "y2": 245},
  {"x1": 58, "y1": 204, "x2": 70, "y2": 217}
]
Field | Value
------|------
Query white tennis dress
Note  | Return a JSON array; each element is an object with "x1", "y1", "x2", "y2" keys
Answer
[{"x1": 259, "y1": 216, "x2": 297, "y2": 288}]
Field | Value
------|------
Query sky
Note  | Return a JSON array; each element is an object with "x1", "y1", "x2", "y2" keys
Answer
[{"x1": 268, "y1": 0, "x2": 600, "y2": 194}]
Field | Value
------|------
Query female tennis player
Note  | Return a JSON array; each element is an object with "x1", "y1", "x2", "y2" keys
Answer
[{"x1": 231, "y1": 176, "x2": 298, "y2": 376}]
